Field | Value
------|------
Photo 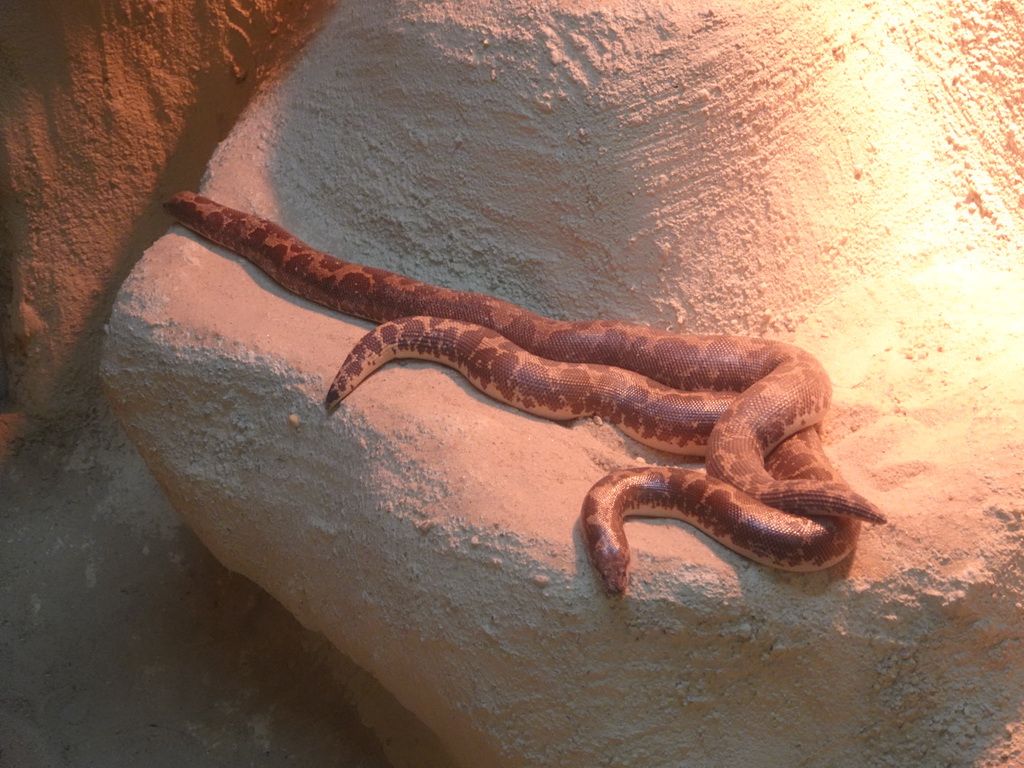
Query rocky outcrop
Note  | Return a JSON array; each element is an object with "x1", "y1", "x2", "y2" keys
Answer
[{"x1": 103, "y1": 1, "x2": 1024, "y2": 765}]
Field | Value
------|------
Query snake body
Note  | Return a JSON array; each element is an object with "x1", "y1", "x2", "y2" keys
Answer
[
  {"x1": 581, "y1": 429, "x2": 861, "y2": 594},
  {"x1": 326, "y1": 316, "x2": 733, "y2": 455},
  {"x1": 164, "y1": 191, "x2": 883, "y2": 593}
]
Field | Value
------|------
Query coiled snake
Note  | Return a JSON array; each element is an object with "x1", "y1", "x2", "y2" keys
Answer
[{"x1": 165, "y1": 192, "x2": 884, "y2": 595}]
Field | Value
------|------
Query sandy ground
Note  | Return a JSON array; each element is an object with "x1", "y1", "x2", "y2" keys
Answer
[{"x1": 0, "y1": 411, "x2": 399, "y2": 768}]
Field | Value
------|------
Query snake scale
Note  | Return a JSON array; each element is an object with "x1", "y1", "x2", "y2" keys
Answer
[{"x1": 165, "y1": 191, "x2": 884, "y2": 595}]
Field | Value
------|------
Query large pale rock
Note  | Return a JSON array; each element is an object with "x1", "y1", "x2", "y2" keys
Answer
[{"x1": 102, "y1": 0, "x2": 1024, "y2": 765}]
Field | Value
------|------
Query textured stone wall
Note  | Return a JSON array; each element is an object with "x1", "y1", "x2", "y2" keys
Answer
[{"x1": 0, "y1": 0, "x2": 333, "y2": 443}]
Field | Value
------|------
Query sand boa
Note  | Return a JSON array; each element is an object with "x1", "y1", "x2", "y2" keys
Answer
[{"x1": 165, "y1": 192, "x2": 883, "y2": 594}]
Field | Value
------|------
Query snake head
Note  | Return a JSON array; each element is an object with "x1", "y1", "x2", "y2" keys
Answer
[
  {"x1": 582, "y1": 520, "x2": 631, "y2": 597},
  {"x1": 597, "y1": 559, "x2": 629, "y2": 597}
]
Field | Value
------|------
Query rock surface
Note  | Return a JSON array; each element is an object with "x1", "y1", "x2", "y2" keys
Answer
[
  {"x1": 0, "y1": 0, "x2": 328, "y2": 428},
  {"x1": 103, "y1": 1, "x2": 1024, "y2": 766}
]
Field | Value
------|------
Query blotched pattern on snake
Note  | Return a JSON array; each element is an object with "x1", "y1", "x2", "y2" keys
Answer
[{"x1": 165, "y1": 192, "x2": 884, "y2": 594}]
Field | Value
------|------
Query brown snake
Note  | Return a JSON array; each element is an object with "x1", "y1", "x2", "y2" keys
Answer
[{"x1": 164, "y1": 191, "x2": 884, "y2": 594}]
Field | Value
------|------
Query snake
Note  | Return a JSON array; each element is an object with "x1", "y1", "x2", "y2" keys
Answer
[{"x1": 164, "y1": 191, "x2": 884, "y2": 594}]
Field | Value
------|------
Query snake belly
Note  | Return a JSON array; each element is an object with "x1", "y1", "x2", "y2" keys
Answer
[{"x1": 163, "y1": 192, "x2": 884, "y2": 587}]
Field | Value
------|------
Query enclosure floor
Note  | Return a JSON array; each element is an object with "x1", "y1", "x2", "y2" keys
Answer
[{"x1": 0, "y1": 411, "x2": 395, "y2": 768}]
